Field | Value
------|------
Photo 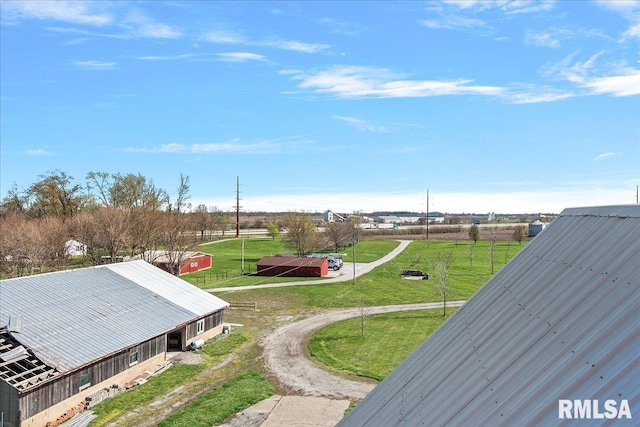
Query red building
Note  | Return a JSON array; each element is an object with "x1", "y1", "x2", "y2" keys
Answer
[
  {"x1": 130, "y1": 251, "x2": 212, "y2": 276},
  {"x1": 256, "y1": 256, "x2": 328, "y2": 277}
]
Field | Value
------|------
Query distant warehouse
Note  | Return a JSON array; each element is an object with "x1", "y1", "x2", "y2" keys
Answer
[
  {"x1": 0, "y1": 260, "x2": 229, "y2": 427},
  {"x1": 256, "y1": 256, "x2": 328, "y2": 277}
]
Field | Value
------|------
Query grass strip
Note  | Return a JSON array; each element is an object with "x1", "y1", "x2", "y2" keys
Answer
[{"x1": 157, "y1": 372, "x2": 274, "y2": 427}]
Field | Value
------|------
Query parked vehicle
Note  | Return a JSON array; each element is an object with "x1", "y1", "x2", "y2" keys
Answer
[{"x1": 328, "y1": 257, "x2": 342, "y2": 271}]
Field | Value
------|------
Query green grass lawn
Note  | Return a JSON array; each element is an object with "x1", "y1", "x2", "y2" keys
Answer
[
  {"x1": 90, "y1": 237, "x2": 526, "y2": 424},
  {"x1": 216, "y1": 240, "x2": 523, "y2": 310},
  {"x1": 308, "y1": 308, "x2": 458, "y2": 381},
  {"x1": 157, "y1": 372, "x2": 274, "y2": 427},
  {"x1": 184, "y1": 238, "x2": 399, "y2": 289}
]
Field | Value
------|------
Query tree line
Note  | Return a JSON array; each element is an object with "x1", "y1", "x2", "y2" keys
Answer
[
  {"x1": 0, "y1": 170, "x2": 363, "y2": 278},
  {"x1": 0, "y1": 170, "x2": 235, "y2": 277}
]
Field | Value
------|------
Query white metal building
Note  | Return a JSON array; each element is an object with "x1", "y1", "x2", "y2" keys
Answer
[{"x1": 0, "y1": 260, "x2": 229, "y2": 427}]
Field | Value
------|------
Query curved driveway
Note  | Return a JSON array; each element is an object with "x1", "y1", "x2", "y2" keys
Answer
[
  {"x1": 208, "y1": 240, "x2": 466, "y2": 400},
  {"x1": 207, "y1": 240, "x2": 412, "y2": 293},
  {"x1": 261, "y1": 301, "x2": 466, "y2": 400}
]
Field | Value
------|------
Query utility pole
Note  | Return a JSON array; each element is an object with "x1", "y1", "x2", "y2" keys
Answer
[
  {"x1": 426, "y1": 189, "x2": 429, "y2": 240},
  {"x1": 235, "y1": 176, "x2": 241, "y2": 238}
]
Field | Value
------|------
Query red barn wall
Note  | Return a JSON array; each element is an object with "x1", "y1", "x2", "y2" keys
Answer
[{"x1": 179, "y1": 254, "x2": 212, "y2": 275}]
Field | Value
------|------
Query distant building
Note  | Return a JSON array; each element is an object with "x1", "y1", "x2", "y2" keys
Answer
[
  {"x1": 64, "y1": 239, "x2": 86, "y2": 257},
  {"x1": 128, "y1": 250, "x2": 212, "y2": 275},
  {"x1": 256, "y1": 256, "x2": 328, "y2": 277},
  {"x1": 337, "y1": 205, "x2": 640, "y2": 426},
  {"x1": 528, "y1": 219, "x2": 546, "y2": 237},
  {"x1": 0, "y1": 260, "x2": 228, "y2": 427}
]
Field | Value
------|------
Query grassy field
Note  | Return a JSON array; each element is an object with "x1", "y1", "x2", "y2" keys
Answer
[
  {"x1": 214, "y1": 239, "x2": 523, "y2": 311},
  {"x1": 308, "y1": 308, "x2": 459, "y2": 381},
  {"x1": 183, "y1": 238, "x2": 399, "y2": 289},
  {"x1": 90, "y1": 236, "x2": 527, "y2": 425}
]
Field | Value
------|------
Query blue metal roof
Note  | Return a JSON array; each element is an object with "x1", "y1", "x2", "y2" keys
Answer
[
  {"x1": 0, "y1": 260, "x2": 228, "y2": 373},
  {"x1": 338, "y1": 205, "x2": 640, "y2": 426}
]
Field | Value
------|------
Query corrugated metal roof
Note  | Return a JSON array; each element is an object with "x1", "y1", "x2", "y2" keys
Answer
[
  {"x1": 105, "y1": 260, "x2": 226, "y2": 316},
  {"x1": 338, "y1": 205, "x2": 640, "y2": 426},
  {"x1": 0, "y1": 260, "x2": 228, "y2": 373},
  {"x1": 257, "y1": 256, "x2": 327, "y2": 268}
]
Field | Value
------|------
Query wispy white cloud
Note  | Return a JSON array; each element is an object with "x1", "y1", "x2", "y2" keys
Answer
[
  {"x1": 423, "y1": 0, "x2": 555, "y2": 33},
  {"x1": 125, "y1": 137, "x2": 313, "y2": 154},
  {"x1": 72, "y1": 60, "x2": 117, "y2": 70},
  {"x1": 2, "y1": 0, "x2": 113, "y2": 26},
  {"x1": 543, "y1": 53, "x2": 640, "y2": 97},
  {"x1": 505, "y1": 86, "x2": 574, "y2": 104},
  {"x1": 217, "y1": 52, "x2": 266, "y2": 63},
  {"x1": 126, "y1": 20, "x2": 182, "y2": 39},
  {"x1": 500, "y1": 0, "x2": 555, "y2": 15},
  {"x1": 620, "y1": 22, "x2": 640, "y2": 42},
  {"x1": 332, "y1": 116, "x2": 387, "y2": 132},
  {"x1": 4, "y1": 1, "x2": 181, "y2": 40},
  {"x1": 286, "y1": 65, "x2": 504, "y2": 99},
  {"x1": 136, "y1": 53, "x2": 208, "y2": 61},
  {"x1": 581, "y1": 69, "x2": 640, "y2": 96},
  {"x1": 259, "y1": 39, "x2": 329, "y2": 53},
  {"x1": 25, "y1": 148, "x2": 53, "y2": 156},
  {"x1": 594, "y1": 152, "x2": 617, "y2": 160},
  {"x1": 201, "y1": 29, "x2": 329, "y2": 53},
  {"x1": 420, "y1": 14, "x2": 489, "y2": 32},
  {"x1": 317, "y1": 18, "x2": 363, "y2": 37},
  {"x1": 201, "y1": 30, "x2": 246, "y2": 44}
]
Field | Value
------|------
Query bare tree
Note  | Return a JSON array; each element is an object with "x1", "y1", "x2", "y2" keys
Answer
[
  {"x1": 159, "y1": 212, "x2": 197, "y2": 275},
  {"x1": 0, "y1": 183, "x2": 29, "y2": 216},
  {"x1": 283, "y1": 212, "x2": 319, "y2": 256},
  {"x1": 127, "y1": 207, "x2": 163, "y2": 256},
  {"x1": 466, "y1": 244, "x2": 474, "y2": 266},
  {"x1": 433, "y1": 251, "x2": 455, "y2": 317},
  {"x1": 92, "y1": 207, "x2": 130, "y2": 263},
  {"x1": 192, "y1": 204, "x2": 212, "y2": 240},
  {"x1": 173, "y1": 173, "x2": 191, "y2": 213},
  {"x1": 87, "y1": 171, "x2": 169, "y2": 210},
  {"x1": 324, "y1": 221, "x2": 354, "y2": 252}
]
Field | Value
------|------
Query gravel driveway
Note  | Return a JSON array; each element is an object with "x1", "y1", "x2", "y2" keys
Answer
[{"x1": 260, "y1": 301, "x2": 466, "y2": 400}]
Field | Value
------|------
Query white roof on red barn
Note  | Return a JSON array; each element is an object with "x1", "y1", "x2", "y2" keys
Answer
[{"x1": 338, "y1": 205, "x2": 640, "y2": 426}]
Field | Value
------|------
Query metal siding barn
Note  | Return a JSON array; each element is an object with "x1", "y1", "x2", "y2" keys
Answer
[
  {"x1": 256, "y1": 256, "x2": 328, "y2": 277},
  {"x1": 337, "y1": 205, "x2": 640, "y2": 426},
  {"x1": 0, "y1": 260, "x2": 229, "y2": 426}
]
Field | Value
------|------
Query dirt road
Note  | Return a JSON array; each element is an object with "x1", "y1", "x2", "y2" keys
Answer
[{"x1": 261, "y1": 301, "x2": 466, "y2": 400}]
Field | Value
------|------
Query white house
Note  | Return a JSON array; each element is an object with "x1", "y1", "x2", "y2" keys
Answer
[{"x1": 64, "y1": 239, "x2": 87, "y2": 257}]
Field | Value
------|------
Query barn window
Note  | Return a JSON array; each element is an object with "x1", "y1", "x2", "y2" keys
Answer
[
  {"x1": 129, "y1": 351, "x2": 138, "y2": 366},
  {"x1": 197, "y1": 319, "x2": 205, "y2": 334},
  {"x1": 79, "y1": 373, "x2": 92, "y2": 391}
]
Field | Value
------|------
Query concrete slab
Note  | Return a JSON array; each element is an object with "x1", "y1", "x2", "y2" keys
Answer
[{"x1": 261, "y1": 396, "x2": 350, "y2": 427}]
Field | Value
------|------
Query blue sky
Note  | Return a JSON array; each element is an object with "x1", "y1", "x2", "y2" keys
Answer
[{"x1": 1, "y1": 1, "x2": 638, "y2": 214}]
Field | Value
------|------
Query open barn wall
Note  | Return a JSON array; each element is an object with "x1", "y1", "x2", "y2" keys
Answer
[
  {"x1": 18, "y1": 335, "x2": 165, "y2": 425},
  {"x1": 1, "y1": 379, "x2": 20, "y2": 427}
]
